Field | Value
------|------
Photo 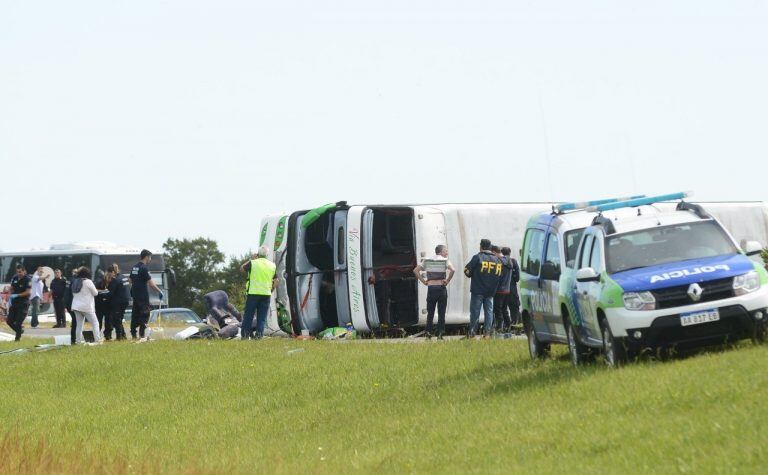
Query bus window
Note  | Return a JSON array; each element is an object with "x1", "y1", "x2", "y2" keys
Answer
[{"x1": 522, "y1": 229, "x2": 545, "y2": 275}]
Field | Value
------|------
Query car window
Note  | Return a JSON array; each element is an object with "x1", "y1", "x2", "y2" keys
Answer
[
  {"x1": 543, "y1": 233, "x2": 561, "y2": 277},
  {"x1": 522, "y1": 229, "x2": 546, "y2": 275},
  {"x1": 564, "y1": 229, "x2": 584, "y2": 269},
  {"x1": 578, "y1": 234, "x2": 594, "y2": 269},
  {"x1": 589, "y1": 237, "x2": 603, "y2": 273}
]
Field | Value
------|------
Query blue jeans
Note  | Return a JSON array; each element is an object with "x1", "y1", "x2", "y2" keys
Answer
[
  {"x1": 469, "y1": 293, "x2": 494, "y2": 336},
  {"x1": 242, "y1": 295, "x2": 271, "y2": 339},
  {"x1": 30, "y1": 297, "x2": 40, "y2": 327}
]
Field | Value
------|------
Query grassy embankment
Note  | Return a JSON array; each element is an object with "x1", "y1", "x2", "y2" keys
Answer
[{"x1": 0, "y1": 337, "x2": 766, "y2": 473}]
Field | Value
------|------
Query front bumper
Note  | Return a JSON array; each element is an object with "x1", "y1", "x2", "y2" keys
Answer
[{"x1": 604, "y1": 285, "x2": 768, "y2": 349}]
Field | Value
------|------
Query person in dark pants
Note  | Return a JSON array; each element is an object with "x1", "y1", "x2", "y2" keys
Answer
[
  {"x1": 50, "y1": 269, "x2": 68, "y2": 328},
  {"x1": 413, "y1": 244, "x2": 455, "y2": 339},
  {"x1": 493, "y1": 246, "x2": 514, "y2": 333},
  {"x1": 95, "y1": 272, "x2": 112, "y2": 340},
  {"x1": 130, "y1": 250, "x2": 163, "y2": 340},
  {"x1": 239, "y1": 246, "x2": 277, "y2": 339},
  {"x1": 464, "y1": 239, "x2": 503, "y2": 338},
  {"x1": 6, "y1": 265, "x2": 32, "y2": 341},
  {"x1": 106, "y1": 264, "x2": 129, "y2": 340},
  {"x1": 66, "y1": 269, "x2": 78, "y2": 344},
  {"x1": 502, "y1": 247, "x2": 521, "y2": 330}
]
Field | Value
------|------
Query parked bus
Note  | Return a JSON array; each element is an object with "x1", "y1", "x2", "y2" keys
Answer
[
  {"x1": 0, "y1": 242, "x2": 173, "y2": 316},
  {"x1": 271, "y1": 200, "x2": 768, "y2": 336}
]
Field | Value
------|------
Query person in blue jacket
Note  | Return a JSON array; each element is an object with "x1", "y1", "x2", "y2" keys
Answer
[{"x1": 464, "y1": 239, "x2": 503, "y2": 338}]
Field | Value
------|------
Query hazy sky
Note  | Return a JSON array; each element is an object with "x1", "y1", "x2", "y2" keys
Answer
[{"x1": 1, "y1": 1, "x2": 766, "y2": 256}]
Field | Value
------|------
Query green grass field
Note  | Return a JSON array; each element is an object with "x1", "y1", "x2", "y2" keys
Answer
[{"x1": 0, "y1": 337, "x2": 766, "y2": 474}]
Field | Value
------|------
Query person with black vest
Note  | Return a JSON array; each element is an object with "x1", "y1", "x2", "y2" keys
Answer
[
  {"x1": 502, "y1": 247, "x2": 521, "y2": 331},
  {"x1": 6, "y1": 265, "x2": 32, "y2": 341},
  {"x1": 95, "y1": 272, "x2": 112, "y2": 340},
  {"x1": 464, "y1": 239, "x2": 503, "y2": 338},
  {"x1": 130, "y1": 249, "x2": 163, "y2": 340},
  {"x1": 50, "y1": 269, "x2": 68, "y2": 328},
  {"x1": 493, "y1": 246, "x2": 514, "y2": 333},
  {"x1": 106, "y1": 264, "x2": 130, "y2": 340}
]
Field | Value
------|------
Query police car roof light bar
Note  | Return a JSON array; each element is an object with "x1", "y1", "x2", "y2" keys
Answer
[
  {"x1": 586, "y1": 192, "x2": 690, "y2": 213},
  {"x1": 553, "y1": 195, "x2": 646, "y2": 214}
]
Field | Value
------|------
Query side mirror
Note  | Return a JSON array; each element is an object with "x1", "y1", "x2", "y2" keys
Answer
[
  {"x1": 576, "y1": 267, "x2": 600, "y2": 283},
  {"x1": 540, "y1": 262, "x2": 560, "y2": 281},
  {"x1": 744, "y1": 241, "x2": 764, "y2": 257}
]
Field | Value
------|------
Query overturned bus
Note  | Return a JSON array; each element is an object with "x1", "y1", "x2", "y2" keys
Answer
[{"x1": 262, "y1": 200, "x2": 768, "y2": 337}]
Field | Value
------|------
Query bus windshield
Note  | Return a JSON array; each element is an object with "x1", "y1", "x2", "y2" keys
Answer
[{"x1": 606, "y1": 220, "x2": 739, "y2": 274}]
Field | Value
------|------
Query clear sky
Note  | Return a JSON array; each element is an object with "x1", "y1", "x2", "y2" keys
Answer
[{"x1": 1, "y1": 1, "x2": 766, "y2": 256}]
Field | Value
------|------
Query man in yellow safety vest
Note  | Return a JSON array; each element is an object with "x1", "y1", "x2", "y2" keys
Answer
[{"x1": 238, "y1": 246, "x2": 278, "y2": 339}]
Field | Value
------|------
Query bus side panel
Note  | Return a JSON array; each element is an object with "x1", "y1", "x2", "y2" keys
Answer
[
  {"x1": 412, "y1": 207, "x2": 447, "y2": 326},
  {"x1": 346, "y1": 206, "x2": 369, "y2": 332}
]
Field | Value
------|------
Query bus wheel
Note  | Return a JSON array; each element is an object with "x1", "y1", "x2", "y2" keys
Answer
[
  {"x1": 601, "y1": 319, "x2": 627, "y2": 368},
  {"x1": 526, "y1": 321, "x2": 549, "y2": 360},
  {"x1": 566, "y1": 322, "x2": 591, "y2": 366}
]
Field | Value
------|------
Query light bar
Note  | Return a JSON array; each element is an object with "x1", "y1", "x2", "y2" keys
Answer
[
  {"x1": 586, "y1": 192, "x2": 691, "y2": 212},
  {"x1": 554, "y1": 195, "x2": 646, "y2": 214}
]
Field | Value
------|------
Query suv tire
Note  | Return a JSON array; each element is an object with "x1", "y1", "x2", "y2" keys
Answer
[
  {"x1": 527, "y1": 321, "x2": 549, "y2": 360},
  {"x1": 601, "y1": 320, "x2": 627, "y2": 367},
  {"x1": 566, "y1": 322, "x2": 591, "y2": 366}
]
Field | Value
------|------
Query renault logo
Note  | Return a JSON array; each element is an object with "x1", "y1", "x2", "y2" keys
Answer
[{"x1": 687, "y1": 283, "x2": 703, "y2": 302}]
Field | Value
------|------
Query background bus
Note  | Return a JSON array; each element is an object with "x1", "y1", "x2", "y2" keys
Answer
[{"x1": 0, "y1": 242, "x2": 172, "y2": 316}]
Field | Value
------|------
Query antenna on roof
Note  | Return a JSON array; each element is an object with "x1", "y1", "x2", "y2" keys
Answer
[
  {"x1": 585, "y1": 192, "x2": 691, "y2": 213},
  {"x1": 553, "y1": 195, "x2": 646, "y2": 214}
]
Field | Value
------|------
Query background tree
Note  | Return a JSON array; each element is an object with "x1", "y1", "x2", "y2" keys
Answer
[
  {"x1": 218, "y1": 252, "x2": 252, "y2": 310},
  {"x1": 163, "y1": 237, "x2": 225, "y2": 315}
]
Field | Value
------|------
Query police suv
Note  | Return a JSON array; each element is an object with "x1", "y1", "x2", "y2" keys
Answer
[{"x1": 520, "y1": 193, "x2": 768, "y2": 366}]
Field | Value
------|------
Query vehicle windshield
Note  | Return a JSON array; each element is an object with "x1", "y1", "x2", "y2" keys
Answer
[
  {"x1": 151, "y1": 310, "x2": 202, "y2": 324},
  {"x1": 606, "y1": 220, "x2": 738, "y2": 274}
]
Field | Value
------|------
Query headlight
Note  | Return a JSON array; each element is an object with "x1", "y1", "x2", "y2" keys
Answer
[
  {"x1": 733, "y1": 271, "x2": 760, "y2": 296},
  {"x1": 623, "y1": 291, "x2": 656, "y2": 311}
]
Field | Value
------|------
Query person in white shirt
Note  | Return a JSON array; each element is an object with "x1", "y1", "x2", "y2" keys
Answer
[
  {"x1": 413, "y1": 245, "x2": 455, "y2": 339},
  {"x1": 71, "y1": 267, "x2": 103, "y2": 344},
  {"x1": 29, "y1": 267, "x2": 46, "y2": 328}
]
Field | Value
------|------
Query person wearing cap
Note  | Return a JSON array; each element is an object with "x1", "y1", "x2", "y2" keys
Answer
[
  {"x1": 413, "y1": 244, "x2": 455, "y2": 339},
  {"x1": 129, "y1": 249, "x2": 163, "y2": 339},
  {"x1": 239, "y1": 246, "x2": 277, "y2": 339}
]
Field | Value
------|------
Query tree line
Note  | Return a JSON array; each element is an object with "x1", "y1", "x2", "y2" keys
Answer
[{"x1": 162, "y1": 237, "x2": 251, "y2": 316}]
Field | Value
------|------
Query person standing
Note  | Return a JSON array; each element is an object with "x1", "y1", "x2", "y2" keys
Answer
[
  {"x1": 129, "y1": 250, "x2": 163, "y2": 340},
  {"x1": 413, "y1": 244, "x2": 455, "y2": 339},
  {"x1": 464, "y1": 239, "x2": 503, "y2": 338},
  {"x1": 106, "y1": 264, "x2": 130, "y2": 340},
  {"x1": 71, "y1": 267, "x2": 102, "y2": 344},
  {"x1": 239, "y1": 246, "x2": 277, "y2": 339},
  {"x1": 29, "y1": 267, "x2": 46, "y2": 328},
  {"x1": 66, "y1": 269, "x2": 77, "y2": 344},
  {"x1": 50, "y1": 269, "x2": 68, "y2": 328},
  {"x1": 502, "y1": 247, "x2": 521, "y2": 331},
  {"x1": 493, "y1": 246, "x2": 514, "y2": 333},
  {"x1": 6, "y1": 265, "x2": 32, "y2": 341},
  {"x1": 95, "y1": 271, "x2": 112, "y2": 340}
]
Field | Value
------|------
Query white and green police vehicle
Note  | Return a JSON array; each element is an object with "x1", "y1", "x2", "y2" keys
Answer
[{"x1": 520, "y1": 193, "x2": 768, "y2": 366}]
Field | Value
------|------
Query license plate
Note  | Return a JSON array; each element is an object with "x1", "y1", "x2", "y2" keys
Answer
[{"x1": 680, "y1": 308, "x2": 720, "y2": 327}]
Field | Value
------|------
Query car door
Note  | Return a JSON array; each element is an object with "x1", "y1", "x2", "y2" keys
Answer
[
  {"x1": 520, "y1": 227, "x2": 549, "y2": 338},
  {"x1": 540, "y1": 231, "x2": 565, "y2": 340},
  {"x1": 573, "y1": 232, "x2": 604, "y2": 343}
]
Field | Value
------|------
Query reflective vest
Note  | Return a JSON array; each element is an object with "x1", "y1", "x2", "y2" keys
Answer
[{"x1": 247, "y1": 258, "x2": 276, "y2": 296}]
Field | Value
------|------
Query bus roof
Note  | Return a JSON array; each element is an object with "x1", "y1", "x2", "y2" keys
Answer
[{"x1": 0, "y1": 242, "x2": 157, "y2": 257}]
